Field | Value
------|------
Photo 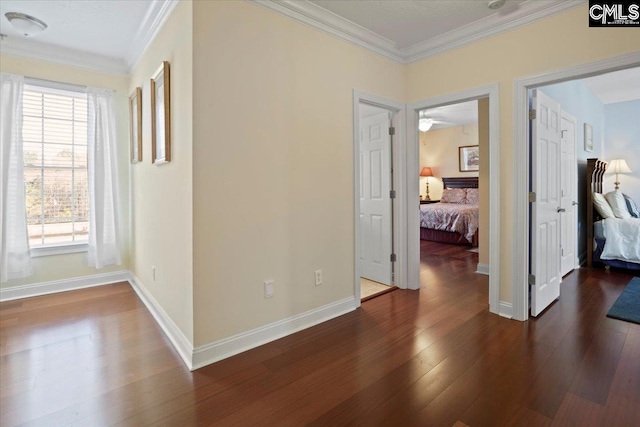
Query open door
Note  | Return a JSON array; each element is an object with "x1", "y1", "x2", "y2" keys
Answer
[
  {"x1": 360, "y1": 111, "x2": 392, "y2": 285},
  {"x1": 560, "y1": 112, "x2": 578, "y2": 277},
  {"x1": 531, "y1": 89, "x2": 562, "y2": 317}
]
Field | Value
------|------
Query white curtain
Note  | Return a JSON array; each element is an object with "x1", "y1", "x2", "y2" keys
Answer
[
  {"x1": 87, "y1": 88, "x2": 121, "y2": 268},
  {"x1": 0, "y1": 73, "x2": 33, "y2": 282}
]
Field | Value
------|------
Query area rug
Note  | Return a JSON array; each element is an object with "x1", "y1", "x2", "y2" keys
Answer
[{"x1": 607, "y1": 277, "x2": 640, "y2": 324}]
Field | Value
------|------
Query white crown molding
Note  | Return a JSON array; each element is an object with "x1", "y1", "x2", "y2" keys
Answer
[
  {"x1": 0, "y1": 270, "x2": 129, "y2": 302},
  {"x1": 0, "y1": 37, "x2": 129, "y2": 75},
  {"x1": 0, "y1": 0, "x2": 179, "y2": 76},
  {"x1": 249, "y1": 0, "x2": 403, "y2": 63},
  {"x1": 127, "y1": 272, "x2": 194, "y2": 370},
  {"x1": 126, "y1": 0, "x2": 180, "y2": 72},
  {"x1": 249, "y1": 0, "x2": 585, "y2": 65},
  {"x1": 192, "y1": 296, "x2": 358, "y2": 370}
]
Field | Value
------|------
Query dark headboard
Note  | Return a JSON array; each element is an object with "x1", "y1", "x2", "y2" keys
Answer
[
  {"x1": 586, "y1": 158, "x2": 607, "y2": 268},
  {"x1": 442, "y1": 177, "x2": 479, "y2": 189}
]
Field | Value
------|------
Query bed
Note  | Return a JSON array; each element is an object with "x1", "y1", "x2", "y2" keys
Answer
[
  {"x1": 420, "y1": 177, "x2": 479, "y2": 246},
  {"x1": 587, "y1": 158, "x2": 640, "y2": 271}
]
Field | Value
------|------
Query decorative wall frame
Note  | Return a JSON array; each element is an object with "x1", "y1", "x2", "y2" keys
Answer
[
  {"x1": 151, "y1": 61, "x2": 171, "y2": 164},
  {"x1": 129, "y1": 87, "x2": 142, "y2": 163},
  {"x1": 584, "y1": 123, "x2": 593, "y2": 152},
  {"x1": 459, "y1": 145, "x2": 480, "y2": 172}
]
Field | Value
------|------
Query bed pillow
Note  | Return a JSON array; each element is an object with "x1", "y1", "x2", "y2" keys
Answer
[
  {"x1": 464, "y1": 188, "x2": 479, "y2": 204},
  {"x1": 605, "y1": 190, "x2": 632, "y2": 219},
  {"x1": 623, "y1": 194, "x2": 640, "y2": 218},
  {"x1": 441, "y1": 188, "x2": 466, "y2": 204},
  {"x1": 593, "y1": 192, "x2": 615, "y2": 219}
]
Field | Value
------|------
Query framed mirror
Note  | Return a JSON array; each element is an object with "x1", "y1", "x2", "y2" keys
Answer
[
  {"x1": 129, "y1": 87, "x2": 142, "y2": 163},
  {"x1": 151, "y1": 61, "x2": 171, "y2": 164}
]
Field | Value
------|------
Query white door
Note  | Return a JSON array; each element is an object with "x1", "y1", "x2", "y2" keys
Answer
[
  {"x1": 531, "y1": 90, "x2": 562, "y2": 317},
  {"x1": 560, "y1": 112, "x2": 577, "y2": 277},
  {"x1": 360, "y1": 111, "x2": 392, "y2": 285}
]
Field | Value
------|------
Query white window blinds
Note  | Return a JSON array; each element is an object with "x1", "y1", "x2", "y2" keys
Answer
[{"x1": 22, "y1": 84, "x2": 89, "y2": 247}]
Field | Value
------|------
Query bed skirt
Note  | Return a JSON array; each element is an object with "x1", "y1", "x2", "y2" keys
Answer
[
  {"x1": 420, "y1": 227, "x2": 478, "y2": 247},
  {"x1": 594, "y1": 238, "x2": 640, "y2": 271}
]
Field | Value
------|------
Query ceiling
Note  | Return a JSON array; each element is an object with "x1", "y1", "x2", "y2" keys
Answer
[
  {"x1": 421, "y1": 100, "x2": 479, "y2": 131},
  {"x1": 0, "y1": 0, "x2": 178, "y2": 74},
  {"x1": 0, "y1": 0, "x2": 583, "y2": 74},
  {"x1": 581, "y1": 67, "x2": 640, "y2": 104}
]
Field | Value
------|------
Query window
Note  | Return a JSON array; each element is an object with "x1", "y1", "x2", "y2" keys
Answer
[{"x1": 22, "y1": 84, "x2": 89, "y2": 248}]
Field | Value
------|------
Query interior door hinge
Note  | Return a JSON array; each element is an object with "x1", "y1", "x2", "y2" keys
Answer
[
  {"x1": 529, "y1": 192, "x2": 536, "y2": 203},
  {"x1": 390, "y1": 190, "x2": 396, "y2": 199},
  {"x1": 529, "y1": 109, "x2": 536, "y2": 120},
  {"x1": 390, "y1": 253, "x2": 397, "y2": 262},
  {"x1": 389, "y1": 127, "x2": 395, "y2": 136},
  {"x1": 528, "y1": 274, "x2": 536, "y2": 285}
]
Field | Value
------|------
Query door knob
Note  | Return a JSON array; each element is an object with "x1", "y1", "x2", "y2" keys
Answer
[
  {"x1": 557, "y1": 208, "x2": 566, "y2": 213},
  {"x1": 572, "y1": 201, "x2": 578, "y2": 206}
]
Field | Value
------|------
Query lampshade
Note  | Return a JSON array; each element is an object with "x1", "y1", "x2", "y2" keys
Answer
[
  {"x1": 420, "y1": 167, "x2": 433, "y2": 177},
  {"x1": 419, "y1": 118, "x2": 434, "y2": 132},
  {"x1": 607, "y1": 159, "x2": 632, "y2": 174},
  {"x1": 5, "y1": 12, "x2": 47, "y2": 37}
]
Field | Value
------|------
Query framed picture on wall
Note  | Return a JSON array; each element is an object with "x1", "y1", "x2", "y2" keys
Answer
[
  {"x1": 459, "y1": 145, "x2": 479, "y2": 172},
  {"x1": 129, "y1": 87, "x2": 142, "y2": 163},
  {"x1": 584, "y1": 123, "x2": 593, "y2": 152},
  {"x1": 151, "y1": 61, "x2": 171, "y2": 165}
]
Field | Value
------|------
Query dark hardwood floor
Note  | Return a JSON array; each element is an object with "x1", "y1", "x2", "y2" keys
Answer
[{"x1": 1, "y1": 241, "x2": 638, "y2": 426}]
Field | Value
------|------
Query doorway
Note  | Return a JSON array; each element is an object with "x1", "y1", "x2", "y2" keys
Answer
[{"x1": 513, "y1": 53, "x2": 640, "y2": 320}]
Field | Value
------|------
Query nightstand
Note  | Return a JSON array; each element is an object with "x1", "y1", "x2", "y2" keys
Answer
[{"x1": 420, "y1": 199, "x2": 440, "y2": 204}]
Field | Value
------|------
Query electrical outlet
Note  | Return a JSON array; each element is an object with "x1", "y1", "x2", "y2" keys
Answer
[
  {"x1": 264, "y1": 280, "x2": 274, "y2": 298},
  {"x1": 315, "y1": 270, "x2": 323, "y2": 286},
  {"x1": 152, "y1": 266, "x2": 156, "y2": 281}
]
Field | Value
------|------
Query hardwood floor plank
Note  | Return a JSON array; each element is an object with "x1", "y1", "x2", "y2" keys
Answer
[{"x1": 0, "y1": 241, "x2": 637, "y2": 427}]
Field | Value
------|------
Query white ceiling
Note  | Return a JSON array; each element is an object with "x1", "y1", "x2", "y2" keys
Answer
[
  {"x1": 0, "y1": 0, "x2": 178, "y2": 74},
  {"x1": 0, "y1": 0, "x2": 584, "y2": 74},
  {"x1": 420, "y1": 100, "x2": 478, "y2": 131},
  {"x1": 582, "y1": 67, "x2": 640, "y2": 104}
]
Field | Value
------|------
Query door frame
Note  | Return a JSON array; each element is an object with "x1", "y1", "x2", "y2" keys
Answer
[
  {"x1": 512, "y1": 51, "x2": 640, "y2": 321},
  {"x1": 353, "y1": 90, "x2": 406, "y2": 307},
  {"x1": 407, "y1": 84, "x2": 501, "y2": 316},
  {"x1": 560, "y1": 109, "x2": 580, "y2": 274}
]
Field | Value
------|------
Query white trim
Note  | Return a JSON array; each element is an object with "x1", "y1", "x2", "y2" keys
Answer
[
  {"x1": 127, "y1": 272, "x2": 194, "y2": 370},
  {"x1": 192, "y1": 296, "x2": 358, "y2": 370},
  {"x1": 0, "y1": 38, "x2": 129, "y2": 76},
  {"x1": 476, "y1": 263, "x2": 490, "y2": 276},
  {"x1": 512, "y1": 51, "x2": 640, "y2": 322},
  {"x1": 0, "y1": 270, "x2": 128, "y2": 301},
  {"x1": 126, "y1": 0, "x2": 180, "y2": 72},
  {"x1": 499, "y1": 301, "x2": 513, "y2": 319},
  {"x1": 30, "y1": 243, "x2": 88, "y2": 258},
  {"x1": 407, "y1": 84, "x2": 500, "y2": 314},
  {"x1": 353, "y1": 91, "x2": 407, "y2": 304},
  {"x1": 248, "y1": 0, "x2": 584, "y2": 65}
]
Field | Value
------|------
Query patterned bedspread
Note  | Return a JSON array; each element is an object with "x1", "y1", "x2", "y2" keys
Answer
[{"x1": 420, "y1": 203, "x2": 479, "y2": 243}]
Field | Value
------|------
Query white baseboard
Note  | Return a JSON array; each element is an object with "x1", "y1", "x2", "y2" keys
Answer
[
  {"x1": 127, "y1": 272, "x2": 194, "y2": 370},
  {"x1": 499, "y1": 301, "x2": 513, "y2": 319},
  {"x1": 0, "y1": 270, "x2": 129, "y2": 302},
  {"x1": 191, "y1": 296, "x2": 358, "y2": 370},
  {"x1": 476, "y1": 263, "x2": 490, "y2": 276}
]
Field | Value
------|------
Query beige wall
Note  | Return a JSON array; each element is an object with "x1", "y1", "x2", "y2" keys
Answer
[
  {"x1": 407, "y1": 5, "x2": 640, "y2": 302},
  {"x1": 192, "y1": 0, "x2": 406, "y2": 346},
  {"x1": 0, "y1": 55, "x2": 130, "y2": 288},
  {"x1": 128, "y1": 0, "x2": 193, "y2": 343},
  {"x1": 419, "y1": 124, "x2": 479, "y2": 201}
]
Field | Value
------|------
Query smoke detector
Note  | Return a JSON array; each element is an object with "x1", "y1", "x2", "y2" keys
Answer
[{"x1": 488, "y1": 0, "x2": 506, "y2": 10}]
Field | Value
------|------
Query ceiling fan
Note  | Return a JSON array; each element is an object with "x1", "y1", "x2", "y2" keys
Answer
[{"x1": 418, "y1": 110, "x2": 456, "y2": 132}]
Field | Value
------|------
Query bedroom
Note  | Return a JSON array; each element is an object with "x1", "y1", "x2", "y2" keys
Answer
[{"x1": 529, "y1": 67, "x2": 640, "y2": 316}]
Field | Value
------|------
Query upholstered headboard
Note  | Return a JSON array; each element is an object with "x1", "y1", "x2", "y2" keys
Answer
[
  {"x1": 586, "y1": 158, "x2": 607, "y2": 268},
  {"x1": 442, "y1": 177, "x2": 479, "y2": 189}
]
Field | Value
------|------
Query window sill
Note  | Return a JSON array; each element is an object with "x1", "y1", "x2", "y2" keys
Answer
[{"x1": 30, "y1": 243, "x2": 88, "y2": 258}]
